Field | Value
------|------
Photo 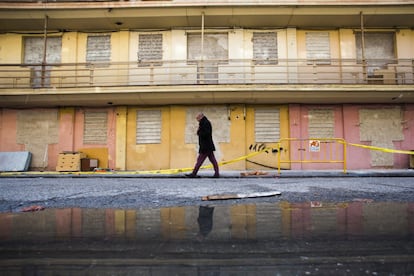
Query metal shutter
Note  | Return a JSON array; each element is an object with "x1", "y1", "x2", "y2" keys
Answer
[
  {"x1": 306, "y1": 32, "x2": 331, "y2": 64},
  {"x1": 136, "y1": 110, "x2": 162, "y2": 144},
  {"x1": 255, "y1": 108, "x2": 280, "y2": 142},
  {"x1": 253, "y1": 32, "x2": 278, "y2": 65},
  {"x1": 138, "y1": 34, "x2": 163, "y2": 66},
  {"x1": 83, "y1": 112, "x2": 108, "y2": 144},
  {"x1": 86, "y1": 35, "x2": 111, "y2": 63},
  {"x1": 308, "y1": 109, "x2": 334, "y2": 138}
]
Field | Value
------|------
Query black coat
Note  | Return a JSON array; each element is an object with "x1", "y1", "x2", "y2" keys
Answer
[{"x1": 197, "y1": 116, "x2": 216, "y2": 153}]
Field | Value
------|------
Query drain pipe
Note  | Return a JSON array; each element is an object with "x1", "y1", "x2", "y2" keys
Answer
[
  {"x1": 201, "y1": 11, "x2": 205, "y2": 60},
  {"x1": 41, "y1": 14, "x2": 48, "y2": 87},
  {"x1": 360, "y1": 11, "x2": 367, "y2": 81}
]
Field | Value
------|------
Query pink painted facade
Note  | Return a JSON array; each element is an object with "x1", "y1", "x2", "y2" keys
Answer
[
  {"x1": 0, "y1": 108, "x2": 117, "y2": 171},
  {"x1": 288, "y1": 104, "x2": 414, "y2": 170}
]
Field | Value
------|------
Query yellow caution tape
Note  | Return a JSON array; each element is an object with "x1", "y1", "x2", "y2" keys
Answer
[
  {"x1": 0, "y1": 147, "x2": 272, "y2": 176},
  {"x1": 340, "y1": 141, "x2": 414, "y2": 155},
  {"x1": 3, "y1": 140, "x2": 410, "y2": 177}
]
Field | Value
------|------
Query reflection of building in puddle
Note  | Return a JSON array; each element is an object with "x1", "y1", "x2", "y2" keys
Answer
[{"x1": 0, "y1": 202, "x2": 413, "y2": 242}]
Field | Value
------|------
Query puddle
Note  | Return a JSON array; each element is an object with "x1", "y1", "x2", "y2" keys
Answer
[{"x1": 1, "y1": 201, "x2": 413, "y2": 275}]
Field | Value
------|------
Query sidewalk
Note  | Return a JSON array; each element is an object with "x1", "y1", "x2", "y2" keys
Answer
[{"x1": 1, "y1": 169, "x2": 413, "y2": 178}]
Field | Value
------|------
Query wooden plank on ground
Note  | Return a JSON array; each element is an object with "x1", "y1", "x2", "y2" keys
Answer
[{"x1": 202, "y1": 191, "x2": 281, "y2": 201}]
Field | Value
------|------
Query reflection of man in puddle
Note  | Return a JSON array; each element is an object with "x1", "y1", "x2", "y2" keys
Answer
[{"x1": 197, "y1": 206, "x2": 214, "y2": 241}]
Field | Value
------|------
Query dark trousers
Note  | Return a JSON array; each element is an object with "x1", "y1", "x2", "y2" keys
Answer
[{"x1": 192, "y1": 151, "x2": 219, "y2": 176}]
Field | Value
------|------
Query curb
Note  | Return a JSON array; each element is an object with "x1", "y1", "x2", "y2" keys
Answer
[{"x1": 1, "y1": 170, "x2": 413, "y2": 178}]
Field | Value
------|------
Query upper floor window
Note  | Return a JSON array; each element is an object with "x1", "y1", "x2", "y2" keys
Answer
[
  {"x1": 187, "y1": 33, "x2": 228, "y2": 62},
  {"x1": 187, "y1": 33, "x2": 228, "y2": 84},
  {"x1": 138, "y1": 34, "x2": 163, "y2": 67},
  {"x1": 86, "y1": 34, "x2": 111, "y2": 65},
  {"x1": 306, "y1": 32, "x2": 331, "y2": 65},
  {"x1": 253, "y1": 32, "x2": 278, "y2": 65},
  {"x1": 24, "y1": 36, "x2": 62, "y2": 87},
  {"x1": 355, "y1": 32, "x2": 396, "y2": 73},
  {"x1": 24, "y1": 36, "x2": 62, "y2": 64}
]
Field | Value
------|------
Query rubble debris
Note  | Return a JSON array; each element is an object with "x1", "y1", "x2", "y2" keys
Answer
[
  {"x1": 21, "y1": 205, "x2": 45, "y2": 212},
  {"x1": 240, "y1": 171, "x2": 269, "y2": 177},
  {"x1": 353, "y1": 198, "x2": 374, "y2": 203}
]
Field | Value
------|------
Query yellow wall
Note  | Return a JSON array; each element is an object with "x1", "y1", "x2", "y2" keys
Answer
[
  {"x1": 126, "y1": 106, "x2": 171, "y2": 170},
  {"x1": 169, "y1": 106, "x2": 197, "y2": 170},
  {"x1": 115, "y1": 106, "x2": 127, "y2": 170},
  {"x1": 0, "y1": 34, "x2": 22, "y2": 63},
  {"x1": 220, "y1": 105, "x2": 247, "y2": 170}
]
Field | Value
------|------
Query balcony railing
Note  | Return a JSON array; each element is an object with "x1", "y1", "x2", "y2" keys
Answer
[{"x1": 0, "y1": 59, "x2": 413, "y2": 89}]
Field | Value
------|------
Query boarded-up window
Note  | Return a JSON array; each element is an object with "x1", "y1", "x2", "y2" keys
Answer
[
  {"x1": 255, "y1": 109, "x2": 280, "y2": 142},
  {"x1": 187, "y1": 33, "x2": 228, "y2": 61},
  {"x1": 253, "y1": 32, "x2": 278, "y2": 65},
  {"x1": 355, "y1": 32, "x2": 395, "y2": 73},
  {"x1": 138, "y1": 34, "x2": 163, "y2": 67},
  {"x1": 306, "y1": 32, "x2": 331, "y2": 64},
  {"x1": 136, "y1": 110, "x2": 161, "y2": 144},
  {"x1": 24, "y1": 36, "x2": 62, "y2": 64},
  {"x1": 86, "y1": 35, "x2": 111, "y2": 64},
  {"x1": 308, "y1": 109, "x2": 334, "y2": 138},
  {"x1": 24, "y1": 36, "x2": 62, "y2": 87},
  {"x1": 83, "y1": 112, "x2": 108, "y2": 144},
  {"x1": 187, "y1": 33, "x2": 228, "y2": 84}
]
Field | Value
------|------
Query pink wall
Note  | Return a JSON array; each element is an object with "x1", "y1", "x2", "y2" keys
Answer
[
  {"x1": 342, "y1": 105, "x2": 371, "y2": 169},
  {"x1": 288, "y1": 104, "x2": 346, "y2": 170},
  {"x1": 400, "y1": 105, "x2": 414, "y2": 167},
  {"x1": 0, "y1": 107, "x2": 116, "y2": 171},
  {"x1": 288, "y1": 104, "x2": 414, "y2": 170},
  {"x1": 0, "y1": 109, "x2": 23, "y2": 152}
]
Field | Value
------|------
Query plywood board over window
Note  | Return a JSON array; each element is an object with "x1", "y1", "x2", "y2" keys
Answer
[
  {"x1": 187, "y1": 33, "x2": 228, "y2": 84},
  {"x1": 24, "y1": 36, "x2": 62, "y2": 87},
  {"x1": 355, "y1": 32, "x2": 395, "y2": 73},
  {"x1": 254, "y1": 108, "x2": 280, "y2": 143},
  {"x1": 83, "y1": 112, "x2": 108, "y2": 144},
  {"x1": 136, "y1": 110, "x2": 162, "y2": 144}
]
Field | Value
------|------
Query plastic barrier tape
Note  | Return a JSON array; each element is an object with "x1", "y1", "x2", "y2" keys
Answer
[
  {"x1": 340, "y1": 141, "x2": 414, "y2": 155},
  {"x1": 0, "y1": 147, "x2": 272, "y2": 176}
]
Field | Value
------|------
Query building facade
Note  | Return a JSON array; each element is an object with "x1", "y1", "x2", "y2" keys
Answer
[{"x1": 0, "y1": 0, "x2": 413, "y2": 171}]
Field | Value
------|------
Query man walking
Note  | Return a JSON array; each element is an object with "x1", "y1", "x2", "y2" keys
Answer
[{"x1": 186, "y1": 113, "x2": 220, "y2": 178}]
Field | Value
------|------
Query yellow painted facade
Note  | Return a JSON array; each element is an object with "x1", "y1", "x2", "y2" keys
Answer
[{"x1": 110, "y1": 104, "x2": 291, "y2": 171}]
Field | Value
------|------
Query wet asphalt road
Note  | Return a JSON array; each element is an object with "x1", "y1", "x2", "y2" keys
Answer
[{"x1": 1, "y1": 175, "x2": 413, "y2": 212}]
